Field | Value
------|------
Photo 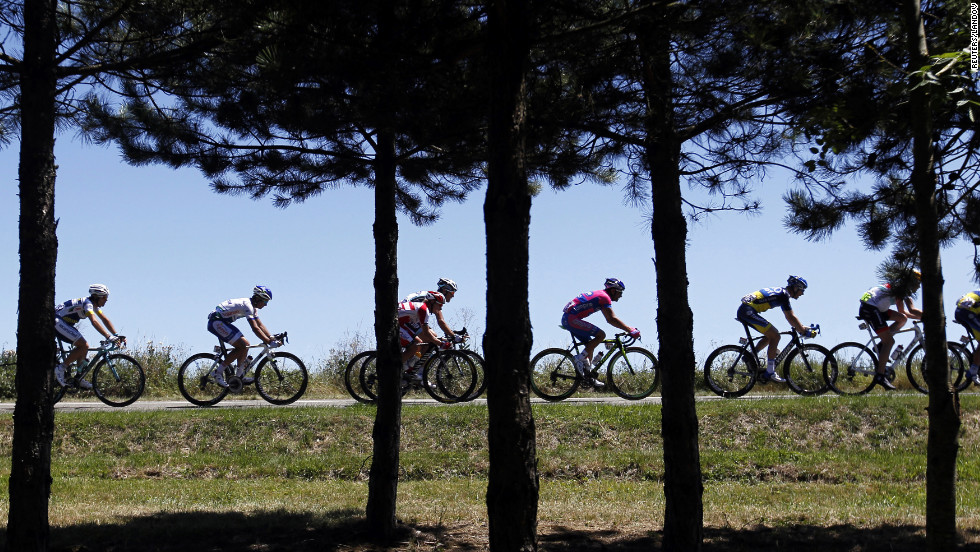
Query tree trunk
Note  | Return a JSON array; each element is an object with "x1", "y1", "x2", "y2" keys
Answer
[
  {"x1": 902, "y1": 0, "x2": 959, "y2": 548},
  {"x1": 637, "y1": 7, "x2": 704, "y2": 550},
  {"x1": 485, "y1": 1, "x2": 538, "y2": 551},
  {"x1": 7, "y1": 1, "x2": 60, "y2": 551},
  {"x1": 365, "y1": 129, "x2": 402, "y2": 538}
]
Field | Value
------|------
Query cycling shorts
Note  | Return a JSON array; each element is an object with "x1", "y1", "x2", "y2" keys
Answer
[
  {"x1": 561, "y1": 313, "x2": 602, "y2": 342},
  {"x1": 54, "y1": 317, "x2": 83, "y2": 344},
  {"x1": 207, "y1": 315, "x2": 244, "y2": 345},
  {"x1": 858, "y1": 302, "x2": 889, "y2": 334},
  {"x1": 955, "y1": 308, "x2": 980, "y2": 342},
  {"x1": 399, "y1": 322, "x2": 423, "y2": 347},
  {"x1": 736, "y1": 302, "x2": 773, "y2": 334}
]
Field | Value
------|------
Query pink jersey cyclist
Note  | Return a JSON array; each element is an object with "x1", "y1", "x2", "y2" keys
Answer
[{"x1": 560, "y1": 278, "x2": 640, "y2": 388}]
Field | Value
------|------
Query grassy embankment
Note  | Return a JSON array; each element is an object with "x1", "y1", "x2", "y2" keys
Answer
[{"x1": 0, "y1": 394, "x2": 979, "y2": 550}]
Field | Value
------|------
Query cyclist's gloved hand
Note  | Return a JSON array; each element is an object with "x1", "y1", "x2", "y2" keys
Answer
[
  {"x1": 803, "y1": 327, "x2": 818, "y2": 338},
  {"x1": 269, "y1": 339, "x2": 282, "y2": 348},
  {"x1": 629, "y1": 328, "x2": 641, "y2": 339},
  {"x1": 109, "y1": 335, "x2": 124, "y2": 345},
  {"x1": 439, "y1": 340, "x2": 452, "y2": 350},
  {"x1": 453, "y1": 334, "x2": 467, "y2": 343}
]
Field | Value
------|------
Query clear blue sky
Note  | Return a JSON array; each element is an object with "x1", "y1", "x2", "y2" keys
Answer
[{"x1": 2, "y1": 140, "x2": 978, "y2": 368}]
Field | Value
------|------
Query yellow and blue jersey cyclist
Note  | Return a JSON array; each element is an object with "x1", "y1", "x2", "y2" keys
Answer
[
  {"x1": 954, "y1": 290, "x2": 980, "y2": 386},
  {"x1": 735, "y1": 275, "x2": 816, "y2": 383}
]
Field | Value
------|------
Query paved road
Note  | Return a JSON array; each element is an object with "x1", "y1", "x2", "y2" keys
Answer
[{"x1": 0, "y1": 393, "x2": 805, "y2": 413}]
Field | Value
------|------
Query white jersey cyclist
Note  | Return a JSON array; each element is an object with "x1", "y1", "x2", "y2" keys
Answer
[
  {"x1": 860, "y1": 284, "x2": 900, "y2": 312},
  {"x1": 55, "y1": 297, "x2": 102, "y2": 327},
  {"x1": 213, "y1": 298, "x2": 260, "y2": 323}
]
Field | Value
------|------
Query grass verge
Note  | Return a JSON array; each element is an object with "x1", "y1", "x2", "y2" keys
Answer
[{"x1": 0, "y1": 395, "x2": 978, "y2": 550}]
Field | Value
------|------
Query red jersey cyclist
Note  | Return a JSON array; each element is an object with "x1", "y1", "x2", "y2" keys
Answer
[
  {"x1": 405, "y1": 278, "x2": 462, "y2": 344},
  {"x1": 54, "y1": 284, "x2": 125, "y2": 388},
  {"x1": 398, "y1": 292, "x2": 451, "y2": 381},
  {"x1": 736, "y1": 275, "x2": 816, "y2": 384},
  {"x1": 859, "y1": 272, "x2": 922, "y2": 390},
  {"x1": 561, "y1": 278, "x2": 640, "y2": 388},
  {"x1": 207, "y1": 285, "x2": 279, "y2": 388}
]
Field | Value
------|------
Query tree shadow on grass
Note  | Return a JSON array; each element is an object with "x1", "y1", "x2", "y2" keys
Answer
[
  {"x1": 538, "y1": 523, "x2": 980, "y2": 551},
  {"x1": 4, "y1": 514, "x2": 980, "y2": 551},
  {"x1": 0, "y1": 509, "x2": 466, "y2": 552}
]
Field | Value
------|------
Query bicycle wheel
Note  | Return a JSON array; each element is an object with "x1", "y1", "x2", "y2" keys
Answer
[
  {"x1": 92, "y1": 353, "x2": 145, "y2": 407},
  {"x1": 826, "y1": 342, "x2": 877, "y2": 395},
  {"x1": 461, "y1": 350, "x2": 486, "y2": 400},
  {"x1": 256, "y1": 352, "x2": 308, "y2": 405},
  {"x1": 343, "y1": 351, "x2": 376, "y2": 403},
  {"x1": 422, "y1": 351, "x2": 477, "y2": 403},
  {"x1": 177, "y1": 352, "x2": 229, "y2": 406},
  {"x1": 703, "y1": 345, "x2": 757, "y2": 398},
  {"x1": 782, "y1": 344, "x2": 832, "y2": 396},
  {"x1": 358, "y1": 354, "x2": 379, "y2": 402},
  {"x1": 905, "y1": 342, "x2": 967, "y2": 395},
  {"x1": 606, "y1": 347, "x2": 659, "y2": 400},
  {"x1": 529, "y1": 348, "x2": 580, "y2": 401},
  {"x1": 950, "y1": 342, "x2": 974, "y2": 392}
]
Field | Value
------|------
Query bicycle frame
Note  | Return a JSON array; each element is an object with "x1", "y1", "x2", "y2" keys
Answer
[
  {"x1": 855, "y1": 320, "x2": 923, "y2": 374},
  {"x1": 735, "y1": 323, "x2": 809, "y2": 369},
  {"x1": 564, "y1": 332, "x2": 640, "y2": 378},
  {"x1": 56, "y1": 338, "x2": 125, "y2": 384},
  {"x1": 212, "y1": 332, "x2": 290, "y2": 390}
]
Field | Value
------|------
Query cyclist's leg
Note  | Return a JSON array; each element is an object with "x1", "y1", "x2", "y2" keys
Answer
[
  {"x1": 562, "y1": 314, "x2": 602, "y2": 367},
  {"x1": 54, "y1": 319, "x2": 86, "y2": 385},
  {"x1": 207, "y1": 317, "x2": 246, "y2": 382},
  {"x1": 954, "y1": 309, "x2": 980, "y2": 381},
  {"x1": 736, "y1": 305, "x2": 774, "y2": 361}
]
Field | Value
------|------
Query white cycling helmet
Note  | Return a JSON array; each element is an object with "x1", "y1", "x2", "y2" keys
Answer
[
  {"x1": 88, "y1": 284, "x2": 110, "y2": 297},
  {"x1": 252, "y1": 285, "x2": 273, "y2": 301},
  {"x1": 437, "y1": 278, "x2": 458, "y2": 293}
]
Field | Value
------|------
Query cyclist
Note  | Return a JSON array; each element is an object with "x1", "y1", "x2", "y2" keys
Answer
[
  {"x1": 207, "y1": 285, "x2": 278, "y2": 388},
  {"x1": 858, "y1": 271, "x2": 922, "y2": 390},
  {"x1": 54, "y1": 284, "x2": 125, "y2": 388},
  {"x1": 405, "y1": 278, "x2": 463, "y2": 344},
  {"x1": 736, "y1": 275, "x2": 817, "y2": 384},
  {"x1": 953, "y1": 289, "x2": 980, "y2": 386},
  {"x1": 398, "y1": 292, "x2": 451, "y2": 381},
  {"x1": 561, "y1": 278, "x2": 641, "y2": 389}
]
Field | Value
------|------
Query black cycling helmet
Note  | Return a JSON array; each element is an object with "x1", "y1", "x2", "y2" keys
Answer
[
  {"x1": 604, "y1": 278, "x2": 626, "y2": 292},
  {"x1": 787, "y1": 275, "x2": 808, "y2": 290}
]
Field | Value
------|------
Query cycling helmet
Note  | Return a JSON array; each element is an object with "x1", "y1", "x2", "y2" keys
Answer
[
  {"x1": 88, "y1": 284, "x2": 110, "y2": 297},
  {"x1": 425, "y1": 291, "x2": 447, "y2": 305},
  {"x1": 787, "y1": 275, "x2": 808, "y2": 290},
  {"x1": 437, "y1": 278, "x2": 458, "y2": 293},
  {"x1": 604, "y1": 278, "x2": 626, "y2": 292},
  {"x1": 252, "y1": 285, "x2": 273, "y2": 301}
]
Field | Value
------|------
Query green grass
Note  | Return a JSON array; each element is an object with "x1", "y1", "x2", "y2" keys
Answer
[{"x1": 0, "y1": 395, "x2": 979, "y2": 550}]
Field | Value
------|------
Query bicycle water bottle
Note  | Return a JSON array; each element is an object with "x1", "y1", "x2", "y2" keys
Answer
[
  {"x1": 408, "y1": 350, "x2": 422, "y2": 369},
  {"x1": 891, "y1": 345, "x2": 904, "y2": 361},
  {"x1": 593, "y1": 351, "x2": 604, "y2": 365}
]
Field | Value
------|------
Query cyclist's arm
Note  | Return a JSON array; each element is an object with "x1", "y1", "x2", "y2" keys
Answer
[
  {"x1": 781, "y1": 309, "x2": 809, "y2": 334},
  {"x1": 601, "y1": 308, "x2": 633, "y2": 333},
  {"x1": 90, "y1": 311, "x2": 117, "y2": 341},
  {"x1": 248, "y1": 317, "x2": 274, "y2": 344},
  {"x1": 419, "y1": 325, "x2": 442, "y2": 344},
  {"x1": 898, "y1": 299, "x2": 923, "y2": 320},
  {"x1": 432, "y1": 306, "x2": 454, "y2": 339}
]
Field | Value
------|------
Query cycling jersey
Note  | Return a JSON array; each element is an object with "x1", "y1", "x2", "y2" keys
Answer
[
  {"x1": 398, "y1": 301, "x2": 429, "y2": 327},
  {"x1": 404, "y1": 291, "x2": 432, "y2": 303},
  {"x1": 956, "y1": 291, "x2": 980, "y2": 341},
  {"x1": 55, "y1": 298, "x2": 101, "y2": 325},
  {"x1": 563, "y1": 290, "x2": 613, "y2": 319},
  {"x1": 212, "y1": 298, "x2": 258, "y2": 322},
  {"x1": 740, "y1": 288, "x2": 793, "y2": 313},
  {"x1": 860, "y1": 284, "x2": 898, "y2": 312}
]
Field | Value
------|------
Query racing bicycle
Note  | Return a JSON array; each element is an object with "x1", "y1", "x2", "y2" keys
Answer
[
  {"x1": 827, "y1": 319, "x2": 964, "y2": 395},
  {"x1": 703, "y1": 323, "x2": 831, "y2": 398},
  {"x1": 177, "y1": 332, "x2": 308, "y2": 406},
  {"x1": 529, "y1": 331, "x2": 658, "y2": 401},
  {"x1": 356, "y1": 329, "x2": 483, "y2": 404},
  {"x1": 54, "y1": 336, "x2": 145, "y2": 407}
]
